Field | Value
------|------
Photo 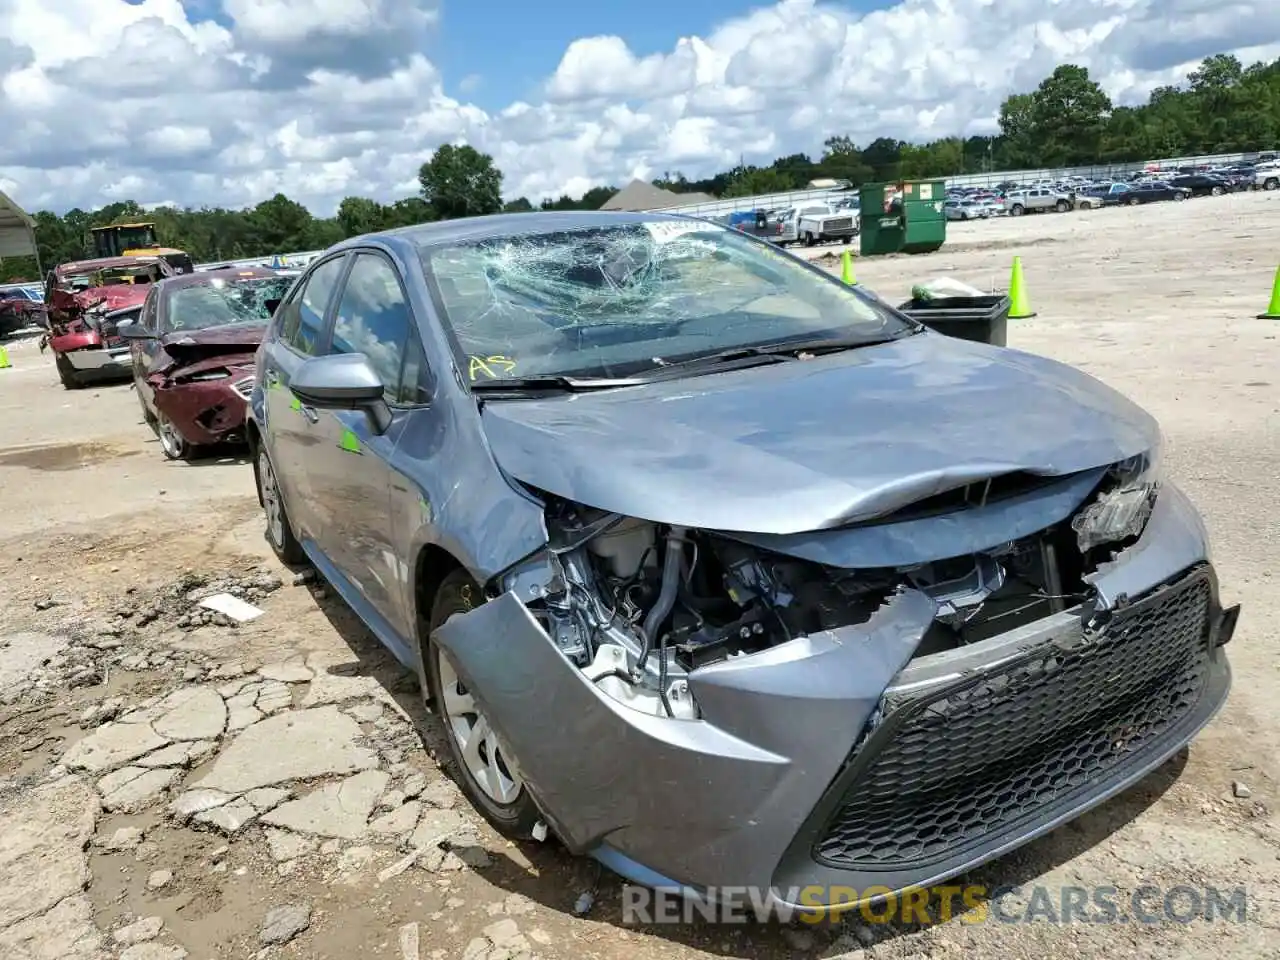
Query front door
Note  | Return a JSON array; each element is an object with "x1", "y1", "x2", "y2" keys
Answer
[
  {"x1": 299, "y1": 250, "x2": 421, "y2": 627},
  {"x1": 130, "y1": 288, "x2": 163, "y2": 412}
]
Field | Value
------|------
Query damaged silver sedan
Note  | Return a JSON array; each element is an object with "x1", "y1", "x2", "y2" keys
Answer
[{"x1": 247, "y1": 211, "x2": 1238, "y2": 907}]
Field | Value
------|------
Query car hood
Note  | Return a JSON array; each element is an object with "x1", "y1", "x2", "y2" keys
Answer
[
  {"x1": 160, "y1": 321, "x2": 265, "y2": 366},
  {"x1": 479, "y1": 332, "x2": 1160, "y2": 536}
]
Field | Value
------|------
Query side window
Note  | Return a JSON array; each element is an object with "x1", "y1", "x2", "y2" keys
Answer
[
  {"x1": 141, "y1": 289, "x2": 159, "y2": 331},
  {"x1": 279, "y1": 256, "x2": 345, "y2": 357},
  {"x1": 328, "y1": 253, "x2": 426, "y2": 404}
]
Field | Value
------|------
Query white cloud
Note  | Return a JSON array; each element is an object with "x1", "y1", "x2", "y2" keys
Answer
[{"x1": 0, "y1": 0, "x2": 1277, "y2": 217}]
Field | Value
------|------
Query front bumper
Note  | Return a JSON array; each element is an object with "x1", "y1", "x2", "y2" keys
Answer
[
  {"x1": 154, "y1": 373, "x2": 254, "y2": 446},
  {"x1": 434, "y1": 481, "x2": 1236, "y2": 907}
]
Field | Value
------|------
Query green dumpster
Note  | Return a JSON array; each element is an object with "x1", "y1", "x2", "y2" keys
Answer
[{"x1": 858, "y1": 180, "x2": 947, "y2": 256}]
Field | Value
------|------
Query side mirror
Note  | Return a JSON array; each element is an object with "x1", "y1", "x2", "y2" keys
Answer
[
  {"x1": 290, "y1": 353, "x2": 392, "y2": 434},
  {"x1": 264, "y1": 298, "x2": 282, "y2": 316},
  {"x1": 116, "y1": 322, "x2": 153, "y2": 340}
]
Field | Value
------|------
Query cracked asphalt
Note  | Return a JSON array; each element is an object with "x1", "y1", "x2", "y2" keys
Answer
[{"x1": 0, "y1": 191, "x2": 1277, "y2": 960}]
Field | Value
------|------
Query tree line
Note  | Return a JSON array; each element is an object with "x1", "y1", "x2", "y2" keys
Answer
[{"x1": 3, "y1": 53, "x2": 1276, "y2": 283}]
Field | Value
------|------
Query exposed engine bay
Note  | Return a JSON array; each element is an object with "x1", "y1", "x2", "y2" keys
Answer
[{"x1": 528, "y1": 461, "x2": 1158, "y2": 722}]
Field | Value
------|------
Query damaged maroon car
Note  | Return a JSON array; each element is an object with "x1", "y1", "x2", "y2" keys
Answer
[
  {"x1": 118, "y1": 268, "x2": 296, "y2": 460},
  {"x1": 40, "y1": 256, "x2": 175, "y2": 388}
]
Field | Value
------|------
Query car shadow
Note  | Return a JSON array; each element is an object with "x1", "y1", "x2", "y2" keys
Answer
[
  {"x1": 131, "y1": 424, "x2": 252, "y2": 467},
  {"x1": 304, "y1": 580, "x2": 1188, "y2": 956}
]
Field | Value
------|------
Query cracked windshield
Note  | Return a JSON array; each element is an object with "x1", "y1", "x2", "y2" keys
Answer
[
  {"x1": 169, "y1": 276, "x2": 294, "y2": 330},
  {"x1": 421, "y1": 220, "x2": 910, "y2": 380}
]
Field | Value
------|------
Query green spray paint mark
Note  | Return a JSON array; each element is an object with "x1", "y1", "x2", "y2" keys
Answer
[
  {"x1": 339, "y1": 429, "x2": 361, "y2": 454},
  {"x1": 289, "y1": 395, "x2": 301, "y2": 411}
]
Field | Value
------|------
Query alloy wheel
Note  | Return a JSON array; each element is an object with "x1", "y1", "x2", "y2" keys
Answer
[
  {"x1": 157, "y1": 413, "x2": 186, "y2": 459},
  {"x1": 257, "y1": 448, "x2": 285, "y2": 547},
  {"x1": 436, "y1": 651, "x2": 522, "y2": 805}
]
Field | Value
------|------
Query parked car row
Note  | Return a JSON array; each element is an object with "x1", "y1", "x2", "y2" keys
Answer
[{"x1": 720, "y1": 201, "x2": 860, "y2": 247}]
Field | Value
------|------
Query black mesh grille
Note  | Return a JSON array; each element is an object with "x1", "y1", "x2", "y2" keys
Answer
[{"x1": 815, "y1": 569, "x2": 1213, "y2": 869}]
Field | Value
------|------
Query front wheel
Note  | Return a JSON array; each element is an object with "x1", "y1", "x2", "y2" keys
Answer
[
  {"x1": 1055, "y1": 200, "x2": 1070, "y2": 213},
  {"x1": 1211, "y1": 186, "x2": 1224, "y2": 196},
  {"x1": 1264, "y1": 178, "x2": 1278, "y2": 191},
  {"x1": 156, "y1": 411, "x2": 192, "y2": 461},
  {"x1": 256, "y1": 444, "x2": 306, "y2": 564},
  {"x1": 1127, "y1": 196, "x2": 1140, "y2": 206},
  {"x1": 425, "y1": 569, "x2": 540, "y2": 838},
  {"x1": 1009, "y1": 205, "x2": 1024, "y2": 217},
  {"x1": 1173, "y1": 191, "x2": 1186, "y2": 201}
]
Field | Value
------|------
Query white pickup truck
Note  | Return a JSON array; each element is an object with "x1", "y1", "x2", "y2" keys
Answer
[
  {"x1": 774, "y1": 203, "x2": 858, "y2": 246},
  {"x1": 1255, "y1": 162, "x2": 1280, "y2": 191},
  {"x1": 1003, "y1": 187, "x2": 1073, "y2": 216}
]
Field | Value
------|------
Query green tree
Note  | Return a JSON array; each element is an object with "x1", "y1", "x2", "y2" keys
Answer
[
  {"x1": 337, "y1": 196, "x2": 390, "y2": 237},
  {"x1": 418, "y1": 144, "x2": 503, "y2": 220},
  {"x1": 1028, "y1": 65, "x2": 1112, "y2": 165}
]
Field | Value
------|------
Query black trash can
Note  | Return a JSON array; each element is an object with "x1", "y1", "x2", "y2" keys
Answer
[{"x1": 896, "y1": 294, "x2": 1011, "y2": 347}]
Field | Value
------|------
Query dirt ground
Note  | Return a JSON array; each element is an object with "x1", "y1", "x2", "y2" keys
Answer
[{"x1": 0, "y1": 191, "x2": 1276, "y2": 960}]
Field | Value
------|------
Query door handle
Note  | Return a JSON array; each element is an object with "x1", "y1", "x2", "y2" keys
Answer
[{"x1": 300, "y1": 405, "x2": 319, "y2": 424}]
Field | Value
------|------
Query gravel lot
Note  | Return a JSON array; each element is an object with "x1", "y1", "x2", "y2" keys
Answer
[{"x1": 0, "y1": 191, "x2": 1276, "y2": 960}]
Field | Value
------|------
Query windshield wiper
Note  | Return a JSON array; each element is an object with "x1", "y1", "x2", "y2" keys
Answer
[
  {"x1": 470, "y1": 374, "x2": 644, "y2": 394},
  {"x1": 646, "y1": 330, "x2": 910, "y2": 375}
]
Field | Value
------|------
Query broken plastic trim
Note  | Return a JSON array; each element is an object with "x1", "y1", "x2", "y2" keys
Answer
[{"x1": 1071, "y1": 447, "x2": 1162, "y2": 553}]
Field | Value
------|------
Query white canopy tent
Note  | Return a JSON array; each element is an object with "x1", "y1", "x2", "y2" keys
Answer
[{"x1": 0, "y1": 189, "x2": 38, "y2": 262}]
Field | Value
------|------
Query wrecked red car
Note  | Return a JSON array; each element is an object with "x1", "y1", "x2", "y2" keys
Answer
[
  {"x1": 117, "y1": 268, "x2": 297, "y2": 460},
  {"x1": 40, "y1": 256, "x2": 175, "y2": 388},
  {"x1": 0, "y1": 283, "x2": 47, "y2": 337}
]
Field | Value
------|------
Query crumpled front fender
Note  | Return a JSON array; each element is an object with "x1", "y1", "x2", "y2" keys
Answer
[{"x1": 433, "y1": 588, "x2": 937, "y2": 891}]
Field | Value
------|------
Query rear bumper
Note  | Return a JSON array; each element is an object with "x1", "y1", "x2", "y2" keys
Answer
[
  {"x1": 434, "y1": 482, "x2": 1235, "y2": 907},
  {"x1": 65, "y1": 345, "x2": 131, "y2": 372}
]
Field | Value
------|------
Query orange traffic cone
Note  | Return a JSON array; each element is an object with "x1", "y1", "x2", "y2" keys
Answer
[
  {"x1": 1008, "y1": 256, "x2": 1035, "y2": 319},
  {"x1": 1258, "y1": 265, "x2": 1280, "y2": 320}
]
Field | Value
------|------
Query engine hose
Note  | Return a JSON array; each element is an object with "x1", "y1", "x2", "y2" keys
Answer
[{"x1": 635, "y1": 525, "x2": 687, "y2": 675}]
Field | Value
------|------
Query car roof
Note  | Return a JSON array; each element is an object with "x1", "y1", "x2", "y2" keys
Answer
[
  {"x1": 56, "y1": 255, "x2": 164, "y2": 276},
  {"x1": 156, "y1": 267, "x2": 283, "y2": 293},
  {"x1": 334, "y1": 210, "x2": 723, "y2": 254}
]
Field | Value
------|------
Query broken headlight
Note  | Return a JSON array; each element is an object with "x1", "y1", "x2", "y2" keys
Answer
[{"x1": 1071, "y1": 448, "x2": 1161, "y2": 552}]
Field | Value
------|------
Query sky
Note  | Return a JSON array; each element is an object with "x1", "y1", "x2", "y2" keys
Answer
[{"x1": 0, "y1": 0, "x2": 1277, "y2": 217}]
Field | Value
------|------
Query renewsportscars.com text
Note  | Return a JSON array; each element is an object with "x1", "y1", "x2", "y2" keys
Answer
[{"x1": 621, "y1": 883, "x2": 1251, "y2": 926}]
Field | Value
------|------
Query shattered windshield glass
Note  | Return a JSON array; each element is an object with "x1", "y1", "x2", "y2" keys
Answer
[
  {"x1": 418, "y1": 220, "x2": 909, "y2": 381},
  {"x1": 167, "y1": 276, "x2": 295, "y2": 331}
]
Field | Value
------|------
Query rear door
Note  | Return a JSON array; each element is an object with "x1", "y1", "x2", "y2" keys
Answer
[
  {"x1": 259, "y1": 253, "x2": 349, "y2": 541},
  {"x1": 300, "y1": 250, "x2": 426, "y2": 631}
]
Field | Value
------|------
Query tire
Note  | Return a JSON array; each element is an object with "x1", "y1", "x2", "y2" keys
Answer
[
  {"x1": 425, "y1": 569, "x2": 540, "y2": 838},
  {"x1": 156, "y1": 411, "x2": 192, "y2": 461},
  {"x1": 804, "y1": 232, "x2": 816, "y2": 247},
  {"x1": 1009, "y1": 204, "x2": 1024, "y2": 217},
  {"x1": 255, "y1": 443, "x2": 306, "y2": 564},
  {"x1": 55, "y1": 353, "x2": 82, "y2": 390},
  {"x1": 1265, "y1": 178, "x2": 1279, "y2": 191},
  {"x1": 1173, "y1": 191, "x2": 1186, "y2": 201},
  {"x1": 1127, "y1": 196, "x2": 1140, "y2": 206},
  {"x1": 1211, "y1": 186, "x2": 1224, "y2": 197},
  {"x1": 1055, "y1": 200, "x2": 1069, "y2": 213}
]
